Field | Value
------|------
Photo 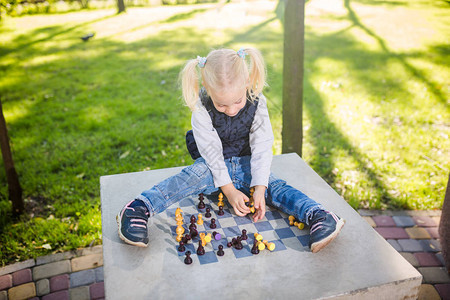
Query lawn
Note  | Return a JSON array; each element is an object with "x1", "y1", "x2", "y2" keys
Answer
[{"x1": 0, "y1": 0, "x2": 449, "y2": 266}]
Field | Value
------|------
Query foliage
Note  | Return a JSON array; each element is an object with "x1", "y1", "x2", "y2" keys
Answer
[{"x1": 0, "y1": 0, "x2": 448, "y2": 266}]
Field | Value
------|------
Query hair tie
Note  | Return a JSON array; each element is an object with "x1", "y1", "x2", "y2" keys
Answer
[
  {"x1": 197, "y1": 56, "x2": 207, "y2": 68},
  {"x1": 237, "y1": 48, "x2": 247, "y2": 59}
]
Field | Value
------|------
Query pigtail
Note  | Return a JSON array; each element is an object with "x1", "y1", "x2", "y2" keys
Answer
[
  {"x1": 179, "y1": 58, "x2": 201, "y2": 111},
  {"x1": 244, "y1": 48, "x2": 267, "y2": 99}
]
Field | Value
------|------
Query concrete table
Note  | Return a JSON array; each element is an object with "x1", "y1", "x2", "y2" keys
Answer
[{"x1": 100, "y1": 153, "x2": 422, "y2": 299}]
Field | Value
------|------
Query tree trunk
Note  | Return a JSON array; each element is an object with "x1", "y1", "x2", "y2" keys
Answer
[
  {"x1": 282, "y1": 0, "x2": 305, "y2": 156},
  {"x1": 439, "y1": 173, "x2": 450, "y2": 274},
  {"x1": 0, "y1": 99, "x2": 23, "y2": 216},
  {"x1": 117, "y1": 0, "x2": 126, "y2": 14}
]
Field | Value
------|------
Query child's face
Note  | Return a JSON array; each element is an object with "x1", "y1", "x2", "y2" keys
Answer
[{"x1": 209, "y1": 88, "x2": 247, "y2": 117}]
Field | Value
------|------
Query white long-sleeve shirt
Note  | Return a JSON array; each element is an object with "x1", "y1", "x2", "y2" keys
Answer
[{"x1": 191, "y1": 94, "x2": 274, "y2": 188}]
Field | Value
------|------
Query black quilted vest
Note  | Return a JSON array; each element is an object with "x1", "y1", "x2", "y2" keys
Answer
[{"x1": 186, "y1": 88, "x2": 259, "y2": 160}]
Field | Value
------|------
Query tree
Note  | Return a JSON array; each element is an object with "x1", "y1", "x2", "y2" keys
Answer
[
  {"x1": 282, "y1": 0, "x2": 305, "y2": 156},
  {"x1": 439, "y1": 173, "x2": 450, "y2": 274},
  {"x1": 117, "y1": 0, "x2": 125, "y2": 13},
  {"x1": 0, "y1": 99, "x2": 23, "y2": 215}
]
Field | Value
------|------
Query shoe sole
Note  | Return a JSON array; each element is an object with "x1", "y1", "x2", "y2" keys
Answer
[
  {"x1": 116, "y1": 213, "x2": 148, "y2": 248},
  {"x1": 311, "y1": 218, "x2": 345, "y2": 253}
]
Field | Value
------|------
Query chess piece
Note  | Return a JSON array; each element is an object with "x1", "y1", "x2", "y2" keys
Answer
[
  {"x1": 294, "y1": 221, "x2": 305, "y2": 230},
  {"x1": 210, "y1": 218, "x2": 217, "y2": 229},
  {"x1": 182, "y1": 233, "x2": 191, "y2": 244},
  {"x1": 218, "y1": 206, "x2": 224, "y2": 216},
  {"x1": 227, "y1": 241, "x2": 232, "y2": 248},
  {"x1": 199, "y1": 232, "x2": 206, "y2": 246},
  {"x1": 190, "y1": 215, "x2": 196, "y2": 224},
  {"x1": 205, "y1": 207, "x2": 212, "y2": 218},
  {"x1": 235, "y1": 236, "x2": 243, "y2": 250},
  {"x1": 197, "y1": 214, "x2": 204, "y2": 225},
  {"x1": 176, "y1": 225, "x2": 185, "y2": 242},
  {"x1": 197, "y1": 241, "x2": 205, "y2": 255},
  {"x1": 263, "y1": 240, "x2": 276, "y2": 251},
  {"x1": 254, "y1": 232, "x2": 263, "y2": 241},
  {"x1": 251, "y1": 239, "x2": 260, "y2": 254},
  {"x1": 217, "y1": 245, "x2": 224, "y2": 256},
  {"x1": 178, "y1": 241, "x2": 185, "y2": 252},
  {"x1": 189, "y1": 222, "x2": 197, "y2": 231},
  {"x1": 198, "y1": 197, "x2": 205, "y2": 210},
  {"x1": 205, "y1": 233, "x2": 212, "y2": 244},
  {"x1": 199, "y1": 193, "x2": 204, "y2": 200},
  {"x1": 218, "y1": 193, "x2": 224, "y2": 207},
  {"x1": 212, "y1": 231, "x2": 221, "y2": 240},
  {"x1": 257, "y1": 241, "x2": 265, "y2": 251},
  {"x1": 241, "y1": 229, "x2": 248, "y2": 240},
  {"x1": 289, "y1": 215, "x2": 295, "y2": 226},
  {"x1": 189, "y1": 227, "x2": 198, "y2": 239},
  {"x1": 184, "y1": 251, "x2": 193, "y2": 265}
]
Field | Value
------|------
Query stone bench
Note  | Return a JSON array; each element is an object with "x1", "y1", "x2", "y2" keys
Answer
[{"x1": 100, "y1": 153, "x2": 421, "y2": 299}]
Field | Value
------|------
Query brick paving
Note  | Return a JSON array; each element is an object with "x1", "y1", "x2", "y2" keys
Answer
[{"x1": 0, "y1": 210, "x2": 448, "y2": 299}]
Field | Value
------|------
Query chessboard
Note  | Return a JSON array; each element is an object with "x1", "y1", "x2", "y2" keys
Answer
[
  {"x1": 164, "y1": 192, "x2": 310, "y2": 265},
  {"x1": 101, "y1": 153, "x2": 421, "y2": 299}
]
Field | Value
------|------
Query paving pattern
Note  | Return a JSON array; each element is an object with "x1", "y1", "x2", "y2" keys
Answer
[{"x1": 0, "y1": 210, "x2": 448, "y2": 300}]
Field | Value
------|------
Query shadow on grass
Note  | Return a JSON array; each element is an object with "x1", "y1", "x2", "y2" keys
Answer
[
  {"x1": 344, "y1": 0, "x2": 448, "y2": 106},
  {"x1": 0, "y1": 13, "x2": 117, "y2": 57}
]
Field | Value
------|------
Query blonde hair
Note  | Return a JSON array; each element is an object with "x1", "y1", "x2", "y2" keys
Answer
[{"x1": 179, "y1": 48, "x2": 267, "y2": 111}]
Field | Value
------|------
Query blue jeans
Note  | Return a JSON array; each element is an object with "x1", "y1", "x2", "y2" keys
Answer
[{"x1": 136, "y1": 156, "x2": 323, "y2": 225}]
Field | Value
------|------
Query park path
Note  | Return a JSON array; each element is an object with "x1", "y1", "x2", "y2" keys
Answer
[{"x1": 0, "y1": 209, "x2": 448, "y2": 300}]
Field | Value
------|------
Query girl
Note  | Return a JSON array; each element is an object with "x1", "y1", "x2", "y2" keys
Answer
[{"x1": 117, "y1": 47, "x2": 344, "y2": 253}]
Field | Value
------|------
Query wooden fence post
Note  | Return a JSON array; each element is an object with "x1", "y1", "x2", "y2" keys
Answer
[{"x1": 282, "y1": 0, "x2": 305, "y2": 156}]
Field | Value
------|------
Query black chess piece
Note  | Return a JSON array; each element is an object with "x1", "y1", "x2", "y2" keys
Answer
[
  {"x1": 205, "y1": 208, "x2": 212, "y2": 218},
  {"x1": 251, "y1": 240, "x2": 260, "y2": 255},
  {"x1": 197, "y1": 241, "x2": 205, "y2": 256},
  {"x1": 190, "y1": 215, "x2": 196, "y2": 224},
  {"x1": 218, "y1": 206, "x2": 224, "y2": 216},
  {"x1": 217, "y1": 245, "x2": 224, "y2": 256},
  {"x1": 227, "y1": 241, "x2": 232, "y2": 248},
  {"x1": 199, "y1": 193, "x2": 204, "y2": 200},
  {"x1": 189, "y1": 227, "x2": 198, "y2": 239},
  {"x1": 189, "y1": 222, "x2": 197, "y2": 231},
  {"x1": 184, "y1": 251, "x2": 193, "y2": 264},
  {"x1": 178, "y1": 241, "x2": 185, "y2": 252},
  {"x1": 198, "y1": 196, "x2": 205, "y2": 209},
  {"x1": 241, "y1": 229, "x2": 248, "y2": 240},
  {"x1": 235, "y1": 236, "x2": 243, "y2": 250},
  {"x1": 210, "y1": 218, "x2": 217, "y2": 229}
]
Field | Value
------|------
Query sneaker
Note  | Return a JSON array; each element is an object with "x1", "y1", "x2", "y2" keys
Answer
[
  {"x1": 116, "y1": 199, "x2": 150, "y2": 247},
  {"x1": 309, "y1": 210, "x2": 345, "y2": 253}
]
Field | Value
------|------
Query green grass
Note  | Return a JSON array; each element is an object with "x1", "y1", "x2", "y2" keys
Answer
[{"x1": 0, "y1": 0, "x2": 449, "y2": 266}]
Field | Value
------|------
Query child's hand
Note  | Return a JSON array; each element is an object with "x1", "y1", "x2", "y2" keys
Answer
[
  {"x1": 252, "y1": 185, "x2": 267, "y2": 222},
  {"x1": 221, "y1": 184, "x2": 250, "y2": 217}
]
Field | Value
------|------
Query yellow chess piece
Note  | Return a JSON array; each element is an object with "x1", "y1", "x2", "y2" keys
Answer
[
  {"x1": 176, "y1": 225, "x2": 185, "y2": 236},
  {"x1": 218, "y1": 193, "x2": 224, "y2": 207},
  {"x1": 204, "y1": 233, "x2": 212, "y2": 244},
  {"x1": 197, "y1": 214, "x2": 204, "y2": 225},
  {"x1": 175, "y1": 207, "x2": 183, "y2": 216},
  {"x1": 289, "y1": 215, "x2": 295, "y2": 226},
  {"x1": 263, "y1": 240, "x2": 276, "y2": 251},
  {"x1": 256, "y1": 241, "x2": 265, "y2": 251},
  {"x1": 254, "y1": 232, "x2": 263, "y2": 241}
]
